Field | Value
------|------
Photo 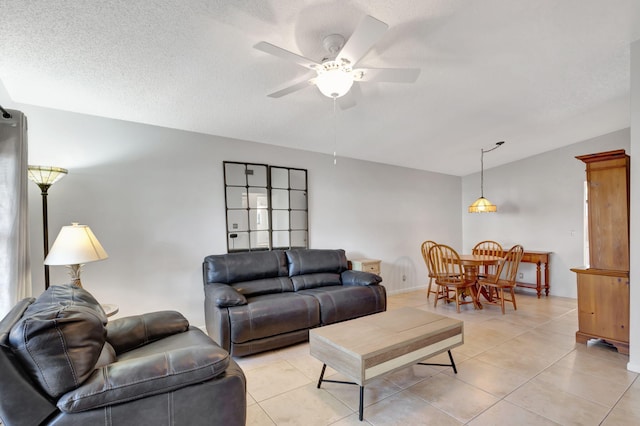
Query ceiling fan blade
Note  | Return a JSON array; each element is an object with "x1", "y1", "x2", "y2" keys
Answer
[
  {"x1": 254, "y1": 41, "x2": 321, "y2": 70},
  {"x1": 356, "y1": 68, "x2": 421, "y2": 83},
  {"x1": 267, "y1": 77, "x2": 316, "y2": 98},
  {"x1": 336, "y1": 15, "x2": 388, "y2": 66}
]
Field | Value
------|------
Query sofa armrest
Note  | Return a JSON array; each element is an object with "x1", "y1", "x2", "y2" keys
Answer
[
  {"x1": 106, "y1": 311, "x2": 189, "y2": 354},
  {"x1": 204, "y1": 283, "x2": 247, "y2": 307},
  {"x1": 341, "y1": 270, "x2": 382, "y2": 286},
  {"x1": 57, "y1": 343, "x2": 230, "y2": 413}
]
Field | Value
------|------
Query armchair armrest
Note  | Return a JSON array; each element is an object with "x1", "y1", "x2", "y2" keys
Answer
[
  {"x1": 204, "y1": 283, "x2": 247, "y2": 308},
  {"x1": 57, "y1": 343, "x2": 230, "y2": 413},
  {"x1": 341, "y1": 270, "x2": 382, "y2": 286},
  {"x1": 106, "y1": 311, "x2": 189, "y2": 354}
]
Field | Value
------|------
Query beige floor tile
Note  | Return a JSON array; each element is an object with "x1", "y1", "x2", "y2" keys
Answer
[
  {"x1": 473, "y1": 344, "x2": 558, "y2": 379},
  {"x1": 407, "y1": 373, "x2": 499, "y2": 422},
  {"x1": 234, "y1": 349, "x2": 286, "y2": 372},
  {"x1": 259, "y1": 383, "x2": 353, "y2": 426},
  {"x1": 554, "y1": 350, "x2": 637, "y2": 385},
  {"x1": 505, "y1": 377, "x2": 610, "y2": 425},
  {"x1": 443, "y1": 357, "x2": 530, "y2": 398},
  {"x1": 535, "y1": 363, "x2": 632, "y2": 407},
  {"x1": 247, "y1": 404, "x2": 276, "y2": 426},
  {"x1": 365, "y1": 390, "x2": 462, "y2": 425},
  {"x1": 602, "y1": 377, "x2": 640, "y2": 425},
  {"x1": 245, "y1": 359, "x2": 312, "y2": 401},
  {"x1": 322, "y1": 375, "x2": 403, "y2": 412},
  {"x1": 468, "y1": 400, "x2": 560, "y2": 426}
]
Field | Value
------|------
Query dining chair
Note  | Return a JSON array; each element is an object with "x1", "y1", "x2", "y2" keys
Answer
[
  {"x1": 428, "y1": 244, "x2": 476, "y2": 313},
  {"x1": 421, "y1": 240, "x2": 439, "y2": 300},
  {"x1": 472, "y1": 240, "x2": 504, "y2": 279},
  {"x1": 477, "y1": 244, "x2": 524, "y2": 314}
]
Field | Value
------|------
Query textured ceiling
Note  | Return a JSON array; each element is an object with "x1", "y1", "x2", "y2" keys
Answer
[{"x1": 1, "y1": 0, "x2": 640, "y2": 176}]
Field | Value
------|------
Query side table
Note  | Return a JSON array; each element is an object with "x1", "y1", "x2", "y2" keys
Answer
[{"x1": 349, "y1": 258, "x2": 381, "y2": 275}]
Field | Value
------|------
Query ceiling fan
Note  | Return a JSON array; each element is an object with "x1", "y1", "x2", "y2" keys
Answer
[{"x1": 254, "y1": 15, "x2": 420, "y2": 101}]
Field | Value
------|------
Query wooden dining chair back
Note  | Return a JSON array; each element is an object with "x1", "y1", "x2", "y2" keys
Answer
[
  {"x1": 477, "y1": 244, "x2": 524, "y2": 314},
  {"x1": 472, "y1": 240, "x2": 504, "y2": 279},
  {"x1": 421, "y1": 240, "x2": 439, "y2": 300},
  {"x1": 428, "y1": 244, "x2": 476, "y2": 313}
]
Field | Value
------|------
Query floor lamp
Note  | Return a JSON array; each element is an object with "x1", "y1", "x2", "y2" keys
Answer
[{"x1": 27, "y1": 165, "x2": 68, "y2": 289}]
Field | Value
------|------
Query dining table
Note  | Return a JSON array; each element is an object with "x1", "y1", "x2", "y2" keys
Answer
[{"x1": 457, "y1": 254, "x2": 503, "y2": 309}]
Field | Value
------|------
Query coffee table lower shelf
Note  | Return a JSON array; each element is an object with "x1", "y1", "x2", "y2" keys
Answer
[{"x1": 309, "y1": 307, "x2": 464, "y2": 421}]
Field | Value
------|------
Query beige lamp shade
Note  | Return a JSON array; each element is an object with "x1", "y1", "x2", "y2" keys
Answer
[
  {"x1": 44, "y1": 223, "x2": 108, "y2": 288},
  {"x1": 45, "y1": 223, "x2": 108, "y2": 265}
]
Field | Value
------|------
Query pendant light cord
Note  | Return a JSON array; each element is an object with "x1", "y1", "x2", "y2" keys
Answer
[
  {"x1": 479, "y1": 141, "x2": 505, "y2": 197},
  {"x1": 480, "y1": 148, "x2": 484, "y2": 197}
]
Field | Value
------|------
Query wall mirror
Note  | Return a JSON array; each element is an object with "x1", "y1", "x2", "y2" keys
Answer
[{"x1": 223, "y1": 162, "x2": 308, "y2": 252}]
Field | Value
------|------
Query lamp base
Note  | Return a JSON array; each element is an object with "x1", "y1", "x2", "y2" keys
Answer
[{"x1": 67, "y1": 264, "x2": 84, "y2": 288}]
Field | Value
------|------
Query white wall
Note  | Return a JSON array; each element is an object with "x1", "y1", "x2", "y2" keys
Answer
[
  {"x1": 462, "y1": 129, "x2": 630, "y2": 298},
  {"x1": 20, "y1": 104, "x2": 461, "y2": 326},
  {"x1": 628, "y1": 39, "x2": 640, "y2": 372}
]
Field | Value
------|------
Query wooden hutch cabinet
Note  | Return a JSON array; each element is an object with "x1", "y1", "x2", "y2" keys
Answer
[{"x1": 571, "y1": 149, "x2": 630, "y2": 354}]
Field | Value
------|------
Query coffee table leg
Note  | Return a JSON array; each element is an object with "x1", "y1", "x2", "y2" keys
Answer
[
  {"x1": 447, "y1": 350, "x2": 458, "y2": 374},
  {"x1": 359, "y1": 385, "x2": 364, "y2": 421},
  {"x1": 317, "y1": 364, "x2": 327, "y2": 388},
  {"x1": 418, "y1": 350, "x2": 458, "y2": 374}
]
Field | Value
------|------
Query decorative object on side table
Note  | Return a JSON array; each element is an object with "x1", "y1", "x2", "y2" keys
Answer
[
  {"x1": 44, "y1": 223, "x2": 108, "y2": 288},
  {"x1": 27, "y1": 165, "x2": 68, "y2": 289}
]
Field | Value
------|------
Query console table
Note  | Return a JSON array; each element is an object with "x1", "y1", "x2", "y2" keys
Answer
[{"x1": 515, "y1": 250, "x2": 551, "y2": 298}]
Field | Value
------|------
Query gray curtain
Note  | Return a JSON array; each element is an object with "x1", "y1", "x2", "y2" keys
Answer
[{"x1": 0, "y1": 109, "x2": 31, "y2": 317}]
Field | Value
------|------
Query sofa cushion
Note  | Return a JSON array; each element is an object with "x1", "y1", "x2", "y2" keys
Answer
[
  {"x1": 298, "y1": 285, "x2": 387, "y2": 325},
  {"x1": 286, "y1": 249, "x2": 348, "y2": 276},
  {"x1": 231, "y1": 276, "x2": 294, "y2": 297},
  {"x1": 228, "y1": 293, "x2": 320, "y2": 344},
  {"x1": 341, "y1": 270, "x2": 383, "y2": 286},
  {"x1": 291, "y1": 273, "x2": 342, "y2": 291},
  {"x1": 8, "y1": 284, "x2": 107, "y2": 398},
  {"x1": 204, "y1": 250, "x2": 288, "y2": 284}
]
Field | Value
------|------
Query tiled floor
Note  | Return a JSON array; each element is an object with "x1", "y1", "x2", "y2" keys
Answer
[{"x1": 236, "y1": 290, "x2": 640, "y2": 425}]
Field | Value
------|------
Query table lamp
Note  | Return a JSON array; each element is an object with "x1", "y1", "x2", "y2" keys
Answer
[{"x1": 44, "y1": 223, "x2": 108, "y2": 288}]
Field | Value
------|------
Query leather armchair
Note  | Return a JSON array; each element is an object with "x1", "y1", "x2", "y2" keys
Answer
[{"x1": 0, "y1": 284, "x2": 246, "y2": 425}]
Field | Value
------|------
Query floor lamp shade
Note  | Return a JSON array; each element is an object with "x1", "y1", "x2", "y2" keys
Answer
[
  {"x1": 27, "y1": 166, "x2": 68, "y2": 187},
  {"x1": 27, "y1": 165, "x2": 68, "y2": 289},
  {"x1": 44, "y1": 223, "x2": 108, "y2": 288}
]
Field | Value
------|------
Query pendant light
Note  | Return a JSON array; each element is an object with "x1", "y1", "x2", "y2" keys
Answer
[{"x1": 468, "y1": 141, "x2": 504, "y2": 213}]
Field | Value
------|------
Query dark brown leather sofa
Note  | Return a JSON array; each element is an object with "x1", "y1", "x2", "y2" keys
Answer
[
  {"x1": 0, "y1": 284, "x2": 246, "y2": 426},
  {"x1": 203, "y1": 249, "x2": 387, "y2": 357}
]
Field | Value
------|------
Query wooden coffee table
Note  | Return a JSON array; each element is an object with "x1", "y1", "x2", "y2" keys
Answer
[{"x1": 309, "y1": 307, "x2": 464, "y2": 421}]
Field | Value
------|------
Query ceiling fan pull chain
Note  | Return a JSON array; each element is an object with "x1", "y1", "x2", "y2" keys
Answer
[{"x1": 333, "y1": 97, "x2": 338, "y2": 165}]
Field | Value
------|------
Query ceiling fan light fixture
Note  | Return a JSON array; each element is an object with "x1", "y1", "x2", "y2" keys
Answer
[{"x1": 315, "y1": 61, "x2": 354, "y2": 98}]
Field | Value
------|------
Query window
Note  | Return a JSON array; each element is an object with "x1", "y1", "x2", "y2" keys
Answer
[{"x1": 223, "y1": 162, "x2": 308, "y2": 252}]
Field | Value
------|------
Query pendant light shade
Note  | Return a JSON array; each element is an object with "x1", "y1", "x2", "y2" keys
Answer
[
  {"x1": 468, "y1": 196, "x2": 497, "y2": 213},
  {"x1": 468, "y1": 141, "x2": 504, "y2": 213}
]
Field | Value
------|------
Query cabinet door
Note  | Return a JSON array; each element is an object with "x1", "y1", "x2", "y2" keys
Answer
[
  {"x1": 577, "y1": 273, "x2": 629, "y2": 342},
  {"x1": 587, "y1": 157, "x2": 629, "y2": 270}
]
